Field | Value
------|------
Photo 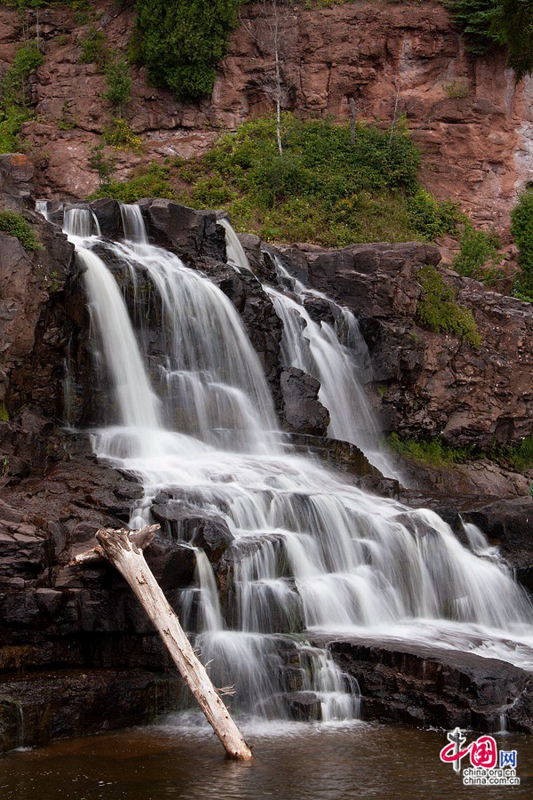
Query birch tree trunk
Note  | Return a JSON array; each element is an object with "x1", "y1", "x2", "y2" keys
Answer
[{"x1": 75, "y1": 527, "x2": 252, "y2": 761}]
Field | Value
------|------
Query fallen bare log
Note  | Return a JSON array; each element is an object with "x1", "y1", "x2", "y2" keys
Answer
[{"x1": 72, "y1": 525, "x2": 252, "y2": 760}]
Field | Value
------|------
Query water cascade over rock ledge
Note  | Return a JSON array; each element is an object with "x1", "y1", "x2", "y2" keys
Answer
[{"x1": 0, "y1": 195, "x2": 532, "y2": 752}]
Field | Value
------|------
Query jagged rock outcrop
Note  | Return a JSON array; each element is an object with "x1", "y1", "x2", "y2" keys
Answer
[
  {"x1": 0, "y1": 1, "x2": 531, "y2": 227},
  {"x1": 317, "y1": 635, "x2": 533, "y2": 733}
]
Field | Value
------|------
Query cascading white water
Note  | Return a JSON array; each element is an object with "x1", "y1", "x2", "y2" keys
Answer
[
  {"x1": 64, "y1": 203, "x2": 533, "y2": 722},
  {"x1": 217, "y1": 217, "x2": 252, "y2": 273},
  {"x1": 120, "y1": 203, "x2": 148, "y2": 245},
  {"x1": 263, "y1": 254, "x2": 399, "y2": 479},
  {"x1": 35, "y1": 199, "x2": 49, "y2": 221}
]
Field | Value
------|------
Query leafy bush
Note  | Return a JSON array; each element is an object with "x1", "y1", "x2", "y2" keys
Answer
[
  {"x1": 407, "y1": 189, "x2": 461, "y2": 241},
  {"x1": 79, "y1": 25, "x2": 106, "y2": 65},
  {"x1": 134, "y1": 0, "x2": 241, "y2": 101},
  {"x1": 103, "y1": 118, "x2": 142, "y2": 152},
  {"x1": 388, "y1": 433, "x2": 472, "y2": 466},
  {"x1": 0, "y1": 210, "x2": 41, "y2": 252},
  {"x1": 452, "y1": 222, "x2": 503, "y2": 283},
  {"x1": 90, "y1": 162, "x2": 175, "y2": 203},
  {"x1": 510, "y1": 187, "x2": 533, "y2": 301},
  {"x1": 88, "y1": 143, "x2": 117, "y2": 189},
  {"x1": 416, "y1": 264, "x2": 481, "y2": 347},
  {"x1": 104, "y1": 52, "x2": 132, "y2": 110}
]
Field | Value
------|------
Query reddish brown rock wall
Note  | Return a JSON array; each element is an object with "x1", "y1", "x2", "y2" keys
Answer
[{"x1": 0, "y1": 1, "x2": 531, "y2": 227}]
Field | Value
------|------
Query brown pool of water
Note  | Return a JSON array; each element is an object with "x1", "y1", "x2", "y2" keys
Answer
[{"x1": 0, "y1": 719, "x2": 531, "y2": 800}]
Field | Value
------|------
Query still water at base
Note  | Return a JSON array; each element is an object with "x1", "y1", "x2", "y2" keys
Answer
[{"x1": 1, "y1": 719, "x2": 531, "y2": 800}]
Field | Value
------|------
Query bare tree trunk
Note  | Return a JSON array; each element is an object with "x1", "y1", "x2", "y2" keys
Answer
[
  {"x1": 73, "y1": 527, "x2": 252, "y2": 761},
  {"x1": 272, "y1": 0, "x2": 283, "y2": 155}
]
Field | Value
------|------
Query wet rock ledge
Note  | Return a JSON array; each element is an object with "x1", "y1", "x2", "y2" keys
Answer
[{"x1": 314, "y1": 636, "x2": 533, "y2": 733}]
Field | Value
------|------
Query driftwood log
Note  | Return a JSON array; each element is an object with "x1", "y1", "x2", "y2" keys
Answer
[{"x1": 72, "y1": 525, "x2": 252, "y2": 760}]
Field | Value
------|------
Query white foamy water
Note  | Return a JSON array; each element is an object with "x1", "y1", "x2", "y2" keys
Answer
[{"x1": 61, "y1": 204, "x2": 533, "y2": 722}]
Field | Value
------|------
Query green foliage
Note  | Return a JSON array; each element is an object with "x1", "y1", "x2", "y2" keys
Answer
[
  {"x1": 0, "y1": 210, "x2": 41, "y2": 252},
  {"x1": 388, "y1": 433, "x2": 472, "y2": 467},
  {"x1": 389, "y1": 432, "x2": 533, "y2": 473},
  {"x1": 0, "y1": 42, "x2": 44, "y2": 153},
  {"x1": 90, "y1": 162, "x2": 175, "y2": 203},
  {"x1": 175, "y1": 114, "x2": 434, "y2": 246},
  {"x1": 88, "y1": 143, "x2": 117, "y2": 189},
  {"x1": 103, "y1": 118, "x2": 142, "y2": 152},
  {"x1": 0, "y1": 403, "x2": 9, "y2": 423},
  {"x1": 510, "y1": 187, "x2": 533, "y2": 300},
  {"x1": 104, "y1": 52, "x2": 132, "y2": 110},
  {"x1": 134, "y1": 0, "x2": 242, "y2": 100},
  {"x1": 416, "y1": 264, "x2": 481, "y2": 348},
  {"x1": 407, "y1": 189, "x2": 461, "y2": 241},
  {"x1": 444, "y1": 0, "x2": 533, "y2": 80},
  {"x1": 500, "y1": 436, "x2": 533, "y2": 472},
  {"x1": 452, "y1": 221, "x2": 503, "y2": 283},
  {"x1": 79, "y1": 25, "x2": 106, "y2": 65}
]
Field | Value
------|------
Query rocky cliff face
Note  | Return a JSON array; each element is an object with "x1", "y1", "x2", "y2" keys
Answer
[{"x1": 0, "y1": 1, "x2": 532, "y2": 228}]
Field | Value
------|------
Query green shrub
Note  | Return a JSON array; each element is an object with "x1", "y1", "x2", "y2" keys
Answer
[
  {"x1": 416, "y1": 264, "x2": 481, "y2": 348},
  {"x1": 90, "y1": 162, "x2": 175, "y2": 203},
  {"x1": 190, "y1": 174, "x2": 237, "y2": 207},
  {"x1": 104, "y1": 52, "x2": 132, "y2": 111},
  {"x1": 103, "y1": 118, "x2": 142, "y2": 152},
  {"x1": 407, "y1": 189, "x2": 461, "y2": 241},
  {"x1": 79, "y1": 25, "x2": 106, "y2": 65},
  {"x1": 88, "y1": 143, "x2": 117, "y2": 189},
  {"x1": 0, "y1": 210, "x2": 41, "y2": 252},
  {"x1": 134, "y1": 0, "x2": 241, "y2": 101},
  {"x1": 510, "y1": 187, "x2": 533, "y2": 300},
  {"x1": 388, "y1": 433, "x2": 472, "y2": 466},
  {"x1": 452, "y1": 221, "x2": 503, "y2": 283}
]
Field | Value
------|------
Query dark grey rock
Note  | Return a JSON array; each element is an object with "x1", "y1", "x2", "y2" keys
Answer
[{"x1": 280, "y1": 367, "x2": 330, "y2": 436}]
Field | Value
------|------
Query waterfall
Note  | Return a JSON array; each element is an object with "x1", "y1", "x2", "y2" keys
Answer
[
  {"x1": 120, "y1": 203, "x2": 148, "y2": 245},
  {"x1": 217, "y1": 217, "x2": 252, "y2": 273},
  {"x1": 65, "y1": 203, "x2": 533, "y2": 722},
  {"x1": 219, "y1": 223, "x2": 400, "y2": 479},
  {"x1": 35, "y1": 199, "x2": 49, "y2": 221}
]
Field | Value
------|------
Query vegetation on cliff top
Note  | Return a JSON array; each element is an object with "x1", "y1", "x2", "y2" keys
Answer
[
  {"x1": 170, "y1": 114, "x2": 460, "y2": 246},
  {"x1": 445, "y1": 0, "x2": 533, "y2": 80},
  {"x1": 389, "y1": 432, "x2": 533, "y2": 472},
  {"x1": 90, "y1": 113, "x2": 463, "y2": 246}
]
